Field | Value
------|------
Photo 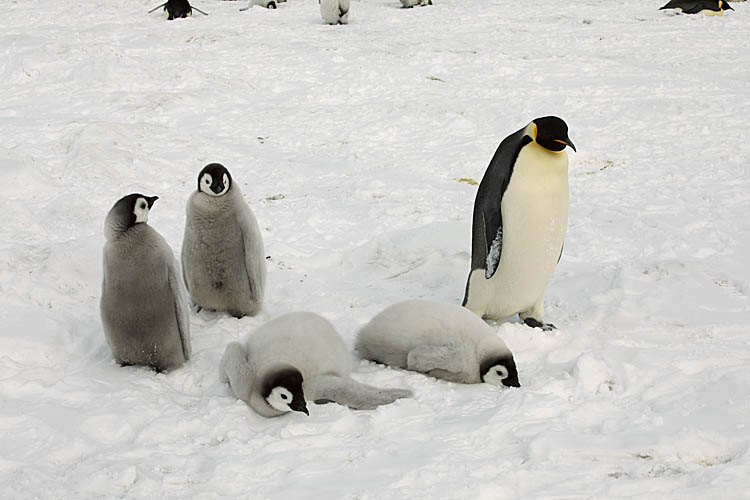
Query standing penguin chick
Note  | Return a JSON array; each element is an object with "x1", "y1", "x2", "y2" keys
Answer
[
  {"x1": 659, "y1": 0, "x2": 733, "y2": 15},
  {"x1": 319, "y1": 0, "x2": 349, "y2": 25},
  {"x1": 356, "y1": 300, "x2": 520, "y2": 387},
  {"x1": 219, "y1": 312, "x2": 412, "y2": 418},
  {"x1": 100, "y1": 194, "x2": 191, "y2": 371},
  {"x1": 401, "y1": 0, "x2": 432, "y2": 7},
  {"x1": 182, "y1": 163, "x2": 266, "y2": 318},
  {"x1": 462, "y1": 116, "x2": 575, "y2": 331}
]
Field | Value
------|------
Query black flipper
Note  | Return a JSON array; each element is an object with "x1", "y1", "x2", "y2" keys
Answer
[{"x1": 468, "y1": 128, "x2": 533, "y2": 279}]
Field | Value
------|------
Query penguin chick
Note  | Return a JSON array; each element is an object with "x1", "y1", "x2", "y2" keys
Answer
[
  {"x1": 320, "y1": 0, "x2": 350, "y2": 25},
  {"x1": 182, "y1": 163, "x2": 266, "y2": 318},
  {"x1": 100, "y1": 194, "x2": 191, "y2": 371},
  {"x1": 401, "y1": 0, "x2": 432, "y2": 7},
  {"x1": 356, "y1": 300, "x2": 519, "y2": 387},
  {"x1": 219, "y1": 312, "x2": 412, "y2": 417},
  {"x1": 660, "y1": 0, "x2": 733, "y2": 15},
  {"x1": 462, "y1": 116, "x2": 575, "y2": 331}
]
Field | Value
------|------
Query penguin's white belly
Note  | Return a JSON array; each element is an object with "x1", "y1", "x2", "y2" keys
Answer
[{"x1": 485, "y1": 145, "x2": 568, "y2": 319}]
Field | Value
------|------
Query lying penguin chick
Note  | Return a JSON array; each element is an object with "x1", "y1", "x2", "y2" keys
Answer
[
  {"x1": 356, "y1": 300, "x2": 520, "y2": 387},
  {"x1": 182, "y1": 163, "x2": 266, "y2": 318},
  {"x1": 659, "y1": 0, "x2": 733, "y2": 15},
  {"x1": 401, "y1": 0, "x2": 432, "y2": 7},
  {"x1": 320, "y1": 0, "x2": 349, "y2": 25},
  {"x1": 100, "y1": 194, "x2": 191, "y2": 372},
  {"x1": 219, "y1": 312, "x2": 412, "y2": 417}
]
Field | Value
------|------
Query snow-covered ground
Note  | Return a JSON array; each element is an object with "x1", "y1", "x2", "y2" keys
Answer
[{"x1": 2, "y1": 0, "x2": 749, "y2": 498}]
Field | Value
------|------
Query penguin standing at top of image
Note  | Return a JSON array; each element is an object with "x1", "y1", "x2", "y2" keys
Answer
[
  {"x1": 148, "y1": 0, "x2": 208, "y2": 20},
  {"x1": 100, "y1": 194, "x2": 191, "y2": 371},
  {"x1": 320, "y1": 0, "x2": 349, "y2": 25},
  {"x1": 182, "y1": 163, "x2": 266, "y2": 318},
  {"x1": 659, "y1": 0, "x2": 734, "y2": 15},
  {"x1": 462, "y1": 116, "x2": 575, "y2": 331}
]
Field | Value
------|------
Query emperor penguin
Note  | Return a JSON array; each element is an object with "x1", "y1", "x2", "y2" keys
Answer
[
  {"x1": 182, "y1": 163, "x2": 266, "y2": 318},
  {"x1": 659, "y1": 0, "x2": 733, "y2": 15},
  {"x1": 401, "y1": 0, "x2": 432, "y2": 7},
  {"x1": 219, "y1": 312, "x2": 412, "y2": 417},
  {"x1": 356, "y1": 300, "x2": 520, "y2": 387},
  {"x1": 149, "y1": 0, "x2": 208, "y2": 19},
  {"x1": 319, "y1": 0, "x2": 349, "y2": 25},
  {"x1": 462, "y1": 116, "x2": 575, "y2": 331},
  {"x1": 100, "y1": 194, "x2": 191, "y2": 371}
]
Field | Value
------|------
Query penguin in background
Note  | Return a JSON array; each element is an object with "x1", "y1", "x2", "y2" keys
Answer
[
  {"x1": 462, "y1": 116, "x2": 575, "y2": 331},
  {"x1": 239, "y1": 0, "x2": 279, "y2": 10},
  {"x1": 320, "y1": 0, "x2": 350, "y2": 25},
  {"x1": 401, "y1": 0, "x2": 432, "y2": 7},
  {"x1": 356, "y1": 300, "x2": 520, "y2": 387},
  {"x1": 660, "y1": 0, "x2": 733, "y2": 15},
  {"x1": 219, "y1": 312, "x2": 412, "y2": 417},
  {"x1": 148, "y1": 0, "x2": 208, "y2": 20},
  {"x1": 100, "y1": 194, "x2": 191, "y2": 372},
  {"x1": 182, "y1": 163, "x2": 266, "y2": 318}
]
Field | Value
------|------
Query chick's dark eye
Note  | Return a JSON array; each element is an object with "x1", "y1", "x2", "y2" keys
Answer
[
  {"x1": 280, "y1": 394, "x2": 288, "y2": 400},
  {"x1": 140, "y1": 203, "x2": 146, "y2": 209}
]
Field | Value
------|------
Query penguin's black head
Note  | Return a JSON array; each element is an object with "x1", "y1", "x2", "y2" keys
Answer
[
  {"x1": 480, "y1": 354, "x2": 520, "y2": 388},
  {"x1": 197, "y1": 163, "x2": 232, "y2": 197},
  {"x1": 532, "y1": 116, "x2": 576, "y2": 153},
  {"x1": 721, "y1": 1, "x2": 734, "y2": 11},
  {"x1": 262, "y1": 367, "x2": 308, "y2": 415},
  {"x1": 165, "y1": 0, "x2": 192, "y2": 20},
  {"x1": 108, "y1": 193, "x2": 159, "y2": 232}
]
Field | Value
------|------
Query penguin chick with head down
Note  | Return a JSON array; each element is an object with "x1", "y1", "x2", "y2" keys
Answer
[
  {"x1": 462, "y1": 116, "x2": 575, "y2": 331},
  {"x1": 100, "y1": 194, "x2": 191, "y2": 371},
  {"x1": 319, "y1": 0, "x2": 349, "y2": 25},
  {"x1": 660, "y1": 0, "x2": 733, "y2": 15},
  {"x1": 182, "y1": 163, "x2": 266, "y2": 318},
  {"x1": 356, "y1": 300, "x2": 520, "y2": 387},
  {"x1": 219, "y1": 312, "x2": 412, "y2": 418}
]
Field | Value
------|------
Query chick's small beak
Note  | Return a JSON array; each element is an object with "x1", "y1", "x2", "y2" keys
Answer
[{"x1": 146, "y1": 196, "x2": 159, "y2": 208}]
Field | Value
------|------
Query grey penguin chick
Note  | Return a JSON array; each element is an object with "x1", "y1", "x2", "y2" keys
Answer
[
  {"x1": 660, "y1": 0, "x2": 733, "y2": 15},
  {"x1": 356, "y1": 300, "x2": 519, "y2": 387},
  {"x1": 462, "y1": 116, "x2": 575, "y2": 331},
  {"x1": 182, "y1": 163, "x2": 266, "y2": 318},
  {"x1": 219, "y1": 312, "x2": 412, "y2": 418},
  {"x1": 100, "y1": 194, "x2": 191, "y2": 371}
]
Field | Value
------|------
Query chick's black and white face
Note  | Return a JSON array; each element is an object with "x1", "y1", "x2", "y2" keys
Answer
[
  {"x1": 481, "y1": 356, "x2": 520, "y2": 388},
  {"x1": 263, "y1": 368, "x2": 309, "y2": 415},
  {"x1": 197, "y1": 163, "x2": 232, "y2": 197},
  {"x1": 133, "y1": 197, "x2": 150, "y2": 223}
]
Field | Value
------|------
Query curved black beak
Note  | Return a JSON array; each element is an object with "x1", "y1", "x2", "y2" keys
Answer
[
  {"x1": 146, "y1": 196, "x2": 159, "y2": 208},
  {"x1": 290, "y1": 395, "x2": 309, "y2": 416},
  {"x1": 724, "y1": 2, "x2": 734, "y2": 11}
]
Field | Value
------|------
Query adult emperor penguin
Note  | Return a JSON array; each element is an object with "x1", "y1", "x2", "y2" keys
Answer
[
  {"x1": 319, "y1": 0, "x2": 349, "y2": 25},
  {"x1": 659, "y1": 0, "x2": 733, "y2": 15},
  {"x1": 356, "y1": 300, "x2": 520, "y2": 387},
  {"x1": 182, "y1": 163, "x2": 266, "y2": 318},
  {"x1": 100, "y1": 194, "x2": 191, "y2": 371},
  {"x1": 219, "y1": 312, "x2": 412, "y2": 417},
  {"x1": 462, "y1": 116, "x2": 575, "y2": 331}
]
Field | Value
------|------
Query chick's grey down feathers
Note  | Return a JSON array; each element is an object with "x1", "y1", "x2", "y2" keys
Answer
[
  {"x1": 100, "y1": 194, "x2": 191, "y2": 371},
  {"x1": 219, "y1": 312, "x2": 411, "y2": 417}
]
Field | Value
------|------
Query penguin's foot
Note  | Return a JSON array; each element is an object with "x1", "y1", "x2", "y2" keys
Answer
[{"x1": 523, "y1": 318, "x2": 556, "y2": 331}]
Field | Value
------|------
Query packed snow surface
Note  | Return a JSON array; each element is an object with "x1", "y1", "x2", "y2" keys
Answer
[{"x1": 1, "y1": 0, "x2": 749, "y2": 498}]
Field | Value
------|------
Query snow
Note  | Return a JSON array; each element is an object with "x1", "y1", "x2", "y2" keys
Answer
[{"x1": 1, "y1": 0, "x2": 749, "y2": 498}]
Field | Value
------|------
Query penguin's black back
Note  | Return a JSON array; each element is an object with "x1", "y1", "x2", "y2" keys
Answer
[
  {"x1": 660, "y1": 0, "x2": 722, "y2": 13},
  {"x1": 166, "y1": 0, "x2": 192, "y2": 19}
]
